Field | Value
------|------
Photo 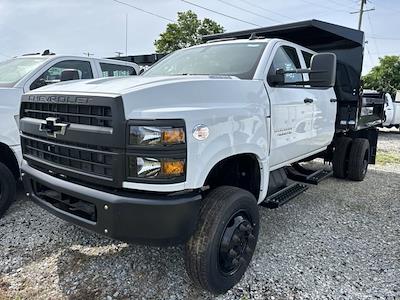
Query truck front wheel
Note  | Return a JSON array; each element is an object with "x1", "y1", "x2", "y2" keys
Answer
[
  {"x1": 0, "y1": 162, "x2": 17, "y2": 218},
  {"x1": 184, "y1": 186, "x2": 259, "y2": 294},
  {"x1": 348, "y1": 138, "x2": 370, "y2": 181}
]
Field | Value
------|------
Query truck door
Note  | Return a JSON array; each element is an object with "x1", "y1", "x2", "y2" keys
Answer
[
  {"x1": 25, "y1": 59, "x2": 95, "y2": 92},
  {"x1": 264, "y1": 44, "x2": 318, "y2": 168},
  {"x1": 300, "y1": 50, "x2": 337, "y2": 148}
]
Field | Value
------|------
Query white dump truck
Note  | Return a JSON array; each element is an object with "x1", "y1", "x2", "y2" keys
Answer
[
  {"x1": 0, "y1": 51, "x2": 139, "y2": 218},
  {"x1": 20, "y1": 21, "x2": 384, "y2": 293}
]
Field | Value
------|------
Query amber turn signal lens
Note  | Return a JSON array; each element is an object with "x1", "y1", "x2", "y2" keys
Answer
[
  {"x1": 162, "y1": 160, "x2": 185, "y2": 176},
  {"x1": 162, "y1": 128, "x2": 185, "y2": 144}
]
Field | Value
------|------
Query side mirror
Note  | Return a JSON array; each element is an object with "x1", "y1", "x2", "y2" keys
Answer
[
  {"x1": 267, "y1": 71, "x2": 285, "y2": 85},
  {"x1": 309, "y1": 53, "x2": 337, "y2": 87},
  {"x1": 60, "y1": 69, "x2": 80, "y2": 82},
  {"x1": 30, "y1": 78, "x2": 47, "y2": 90}
]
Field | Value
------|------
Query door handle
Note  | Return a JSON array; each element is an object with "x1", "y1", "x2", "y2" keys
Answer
[{"x1": 304, "y1": 98, "x2": 314, "y2": 103}]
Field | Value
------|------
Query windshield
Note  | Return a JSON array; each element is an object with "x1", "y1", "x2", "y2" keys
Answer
[
  {"x1": 144, "y1": 42, "x2": 267, "y2": 80},
  {"x1": 0, "y1": 57, "x2": 47, "y2": 87}
]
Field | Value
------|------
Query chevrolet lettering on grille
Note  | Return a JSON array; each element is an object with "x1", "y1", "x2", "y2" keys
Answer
[{"x1": 39, "y1": 117, "x2": 69, "y2": 138}]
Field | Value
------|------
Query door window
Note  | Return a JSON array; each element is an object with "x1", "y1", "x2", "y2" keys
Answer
[
  {"x1": 30, "y1": 60, "x2": 93, "y2": 90},
  {"x1": 302, "y1": 51, "x2": 313, "y2": 68},
  {"x1": 268, "y1": 46, "x2": 302, "y2": 85},
  {"x1": 100, "y1": 63, "x2": 136, "y2": 77}
]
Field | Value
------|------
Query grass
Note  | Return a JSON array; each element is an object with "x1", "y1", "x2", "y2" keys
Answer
[{"x1": 376, "y1": 151, "x2": 400, "y2": 165}]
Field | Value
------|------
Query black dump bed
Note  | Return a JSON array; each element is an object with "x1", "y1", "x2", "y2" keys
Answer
[{"x1": 204, "y1": 19, "x2": 384, "y2": 131}]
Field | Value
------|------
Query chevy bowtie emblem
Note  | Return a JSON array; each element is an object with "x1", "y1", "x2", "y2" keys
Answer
[{"x1": 39, "y1": 117, "x2": 69, "y2": 138}]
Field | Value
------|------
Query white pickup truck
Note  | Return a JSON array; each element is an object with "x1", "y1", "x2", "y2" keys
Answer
[
  {"x1": 0, "y1": 52, "x2": 139, "y2": 218},
  {"x1": 362, "y1": 90, "x2": 400, "y2": 131},
  {"x1": 383, "y1": 91, "x2": 400, "y2": 130},
  {"x1": 19, "y1": 21, "x2": 384, "y2": 294}
]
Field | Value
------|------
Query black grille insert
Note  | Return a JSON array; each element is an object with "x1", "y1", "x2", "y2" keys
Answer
[
  {"x1": 22, "y1": 134, "x2": 114, "y2": 178},
  {"x1": 21, "y1": 102, "x2": 112, "y2": 127},
  {"x1": 33, "y1": 181, "x2": 97, "y2": 222}
]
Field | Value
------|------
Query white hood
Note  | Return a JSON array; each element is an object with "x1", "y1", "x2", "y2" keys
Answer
[{"x1": 26, "y1": 75, "x2": 238, "y2": 96}]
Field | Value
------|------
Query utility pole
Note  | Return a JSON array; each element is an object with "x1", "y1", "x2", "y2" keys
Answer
[
  {"x1": 83, "y1": 52, "x2": 94, "y2": 57},
  {"x1": 350, "y1": 0, "x2": 375, "y2": 30},
  {"x1": 125, "y1": 14, "x2": 128, "y2": 56},
  {"x1": 358, "y1": 0, "x2": 366, "y2": 30}
]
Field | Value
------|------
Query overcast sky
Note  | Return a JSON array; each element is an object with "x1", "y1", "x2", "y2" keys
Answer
[{"x1": 0, "y1": 0, "x2": 399, "y2": 74}]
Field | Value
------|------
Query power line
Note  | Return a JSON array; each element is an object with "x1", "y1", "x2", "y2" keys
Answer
[
  {"x1": 125, "y1": 14, "x2": 128, "y2": 56},
  {"x1": 369, "y1": 50, "x2": 400, "y2": 55},
  {"x1": 366, "y1": 11, "x2": 380, "y2": 56},
  {"x1": 111, "y1": 0, "x2": 174, "y2": 22},
  {"x1": 237, "y1": 0, "x2": 297, "y2": 21},
  {"x1": 364, "y1": 43, "x2": 375, "y2": 67},
  {"x1": 0, "y1": 52, "x2": 11, "y2": 58},
  {"x1": 367, "y1": 0, "x2": 400, "y2": 15},
  {"x1": 366, "y1": 35, "x2": 400, "y2": 41},
  {"x1": 215, "y1": 0, "x2": 280, "y2": 23},
  {"x1": 329, "y1": 0, "x2": 359, "y2": 10},
  {"x1": 181, "y1": 0, "x2": 262, "y2": 27},
  {"x1": 298, "y1": 0, "x2": 350, "y2": 13}
]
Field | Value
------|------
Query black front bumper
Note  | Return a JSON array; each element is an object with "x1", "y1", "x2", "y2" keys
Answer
[{"x1": 22, "y1": 163, "x2": 202, "y2": 245}]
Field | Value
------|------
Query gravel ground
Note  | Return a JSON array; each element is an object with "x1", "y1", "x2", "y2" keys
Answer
[
  {"x1": 375, "y1": 128, "x2": 400, "y2": 153},
  {"x1": 0, "y1": 131, "x2": 399, "y2": 300}
]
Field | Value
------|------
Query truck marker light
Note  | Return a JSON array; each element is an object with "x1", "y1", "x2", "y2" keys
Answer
[
  {"x1": 162, "y1": 128, "x2": 185, "y2": 144},
  {"x1": 162, "y1": 160, "x2": 185, "y2": 176},
  {"x1": 193, "y1": 125, "x2": 209, "y2": 140}
]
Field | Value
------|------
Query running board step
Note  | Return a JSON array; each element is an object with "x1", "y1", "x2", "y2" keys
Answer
[
  {"x1": 285, "y1": 163, "x2": 333, "y2": 185},
  {"x1": 261, "y1": 183, "x2": 308, "y2": 209}
]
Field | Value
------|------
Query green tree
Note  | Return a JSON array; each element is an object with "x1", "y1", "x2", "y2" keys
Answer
[
  {"x1": 154, "y1": 11, "x2": 224, "y2": 53},
  {"x1": 363, "y1": 55, "x2": 400, "y2": 97}
]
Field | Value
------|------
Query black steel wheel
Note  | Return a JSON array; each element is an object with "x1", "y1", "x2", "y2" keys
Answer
[
  {"x1": 218, "y1": 211, "x2": 256, "y2": 276},
  {"x1": 184, "y1": 186, "x2": 259, "y2": 294},
  {"x1": 0, "y1": 162, "x2": 16, "y2": 218}
]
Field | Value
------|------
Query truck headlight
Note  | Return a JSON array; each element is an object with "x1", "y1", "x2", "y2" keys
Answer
[
  {"x1": 126, "y1": 120, "x2": 187, "y2": 183},
  {"x1": 129, "y1": 126, "x2": 185, "y2": 146},
  {"x1": 128, "y1": 156, "x2": 185, "y2": 179}
]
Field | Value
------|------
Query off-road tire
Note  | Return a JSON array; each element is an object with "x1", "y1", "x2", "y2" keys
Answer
[
  {"x1": 184, "y1": 186, "x2": 259, "y2": 294},
  {"x1": 0, "y1": 162, "x2": 17, "y2": 218},
  {"x1": 348, "y1": 138, "x2": 370, "y2": 181},
  {"x1": 332, "y1": 137, "x2": 353, "y2": 179}
]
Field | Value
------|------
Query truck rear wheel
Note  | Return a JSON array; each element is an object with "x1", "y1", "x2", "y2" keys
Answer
[
  {"x1": 348, "y1": 138, "x2": 370, "y2": 181},
  {"x1": 0, "y1": 162, "x2": 17, "y2": 218},
  {"x1": 332, "y1": 137, "x2": 352, "y2": 179},
  {"x1": 184, "y1": 186, "x2": 259, "y2": 294}
]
